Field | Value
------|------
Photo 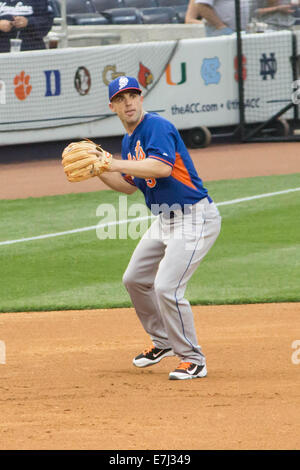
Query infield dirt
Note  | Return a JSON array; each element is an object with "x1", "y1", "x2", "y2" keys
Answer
[{"x1": 0, "y1": 141, "x2": 299, "y2": 450}]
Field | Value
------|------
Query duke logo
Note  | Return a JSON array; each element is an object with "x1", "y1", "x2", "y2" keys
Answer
[{"x1": 260, "y1": 53, "x2": 277, "y2": 80}]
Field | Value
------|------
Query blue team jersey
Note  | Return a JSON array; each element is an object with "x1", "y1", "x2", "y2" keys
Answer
[{"x1": 121, "y1": 113, "x2": 209, "y2": 212}]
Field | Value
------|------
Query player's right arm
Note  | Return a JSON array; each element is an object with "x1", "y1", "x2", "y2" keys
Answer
[{"x1": 98, "y1": 171, "x2": 137, "y2": 195}]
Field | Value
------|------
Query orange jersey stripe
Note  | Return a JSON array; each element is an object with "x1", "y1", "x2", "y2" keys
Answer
[
  {"x1": 148, "y1": 155, "x2": 174, "y2": 167},
  {"x1": 171, "y1": 153, "x2": 197, "y2": 190}
]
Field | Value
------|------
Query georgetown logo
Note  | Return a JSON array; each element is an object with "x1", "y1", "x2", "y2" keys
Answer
[
  {"x1": 102, "y1": 65, "x2": 125, "y2": 86},
  {"x1": 74, "y1": 67, "x2": 91, "y2": 96},
  {"x1": 260, "y1": 53, "x2": 277, "y2": 80}
]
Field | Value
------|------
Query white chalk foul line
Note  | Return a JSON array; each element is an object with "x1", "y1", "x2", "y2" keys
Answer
[
  {"x1": 216, "y1": 187, "x2": 300, "y2": 206},
  {"x1": 0, "y1": 187, "x2": 299, "y2": 247}
]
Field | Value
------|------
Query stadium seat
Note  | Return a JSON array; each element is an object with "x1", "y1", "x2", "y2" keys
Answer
[
  {"x1": 173, "y1": 4, "x2": 188, "y2": 22},
  {"x1": 61, "y1": 0, "x2": 96, "y2": 13},
  {"x1": 123, "y1": 0, "x2": 158, "y2": 8},
  {"x1": 157, "y1": 0, "x2": 188, "y2": 5},
  {"x1": 92, "y1": 0, "x2": 125, "y2": 12},
  {"x1": 102, "y1": 7, "x2": 143, "y2": 24},
  {"x1": 48, "y1": 0, "x2": 61, "y2": 17},
  {"x1": 66, "y1": 12, "x2": 110, "y2": 25},
  {"x1": 294, "y1": 7, "x2": 300, "y2": 25},
  {"x1": 156, "y1": 0, "x2": 188, "y2": 23},
  {"x1": 140, "y1": 6, "x2": 178, "y2": 23}
]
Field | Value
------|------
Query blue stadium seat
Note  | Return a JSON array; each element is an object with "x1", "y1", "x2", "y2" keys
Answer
[
  {"x1": 64, "y1": 0, "x2": 96, "y2": 13},
  {"x1": 123, "y1": 0, "x2": 158, "y2": 8},
  {"x1": 173, "y1": 4, "x2": 188, "y2": 22},
  {"x1": 140, "y1": 6, "x2": 178, "y2": 23},
  {"x1": 156, "y1": 0, "x2": 188, "y2": 23},
  {"x1": 157, "y1": 0, "x2": 188, "y2": 5},
  {"x1": 48, "y1": 0, "x2": 61, "y2": 17},
  {"x1": 66, "y1": 12, "x2": 110, "y2": 24},
  {"x1": 102, "y1": 7, "x2": 143, "y2": 24},
  {"x1": 92, "y1": 0, "x2": 125, "y2": 12},
  {"x1": 294, "y1": 7, "x2": 300, "y2": 25}
]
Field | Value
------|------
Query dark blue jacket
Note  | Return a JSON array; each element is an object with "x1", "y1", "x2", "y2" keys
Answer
[{"x1": 0, "y1": 0, "x2": 54, "y2": 52}]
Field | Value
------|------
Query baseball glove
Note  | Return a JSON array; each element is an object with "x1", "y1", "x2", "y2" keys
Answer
[{"x1": 62, "y1": 138, "x2": 112, "y2": 182}]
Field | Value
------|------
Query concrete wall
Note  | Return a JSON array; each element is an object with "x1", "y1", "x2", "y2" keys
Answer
[{"x1": 47, "y1": 23, "x2": 205, "y2": 48}]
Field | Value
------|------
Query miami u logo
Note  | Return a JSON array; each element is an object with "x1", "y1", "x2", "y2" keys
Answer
[{"x1": 165, "y1": 63, "x2": 187, "y2": 85}]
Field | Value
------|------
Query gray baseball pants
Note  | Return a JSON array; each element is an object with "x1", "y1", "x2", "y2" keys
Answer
[{"x1": 123, "y1": 197, "x2": 221, "y2": 366}]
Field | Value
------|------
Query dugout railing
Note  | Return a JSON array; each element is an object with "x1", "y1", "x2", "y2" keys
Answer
[{"x1": 234, "y1": 0, "x2": 300, "y2": 142}]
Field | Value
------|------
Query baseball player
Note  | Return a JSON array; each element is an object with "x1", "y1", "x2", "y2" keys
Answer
[{"x1": 95, "y1": 76, "x2": 221, "y2": 380}]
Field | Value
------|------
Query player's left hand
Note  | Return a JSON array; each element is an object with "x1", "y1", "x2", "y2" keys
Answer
[{"x1": 62, "y1": 139, "x2": 113, "y2": 182}]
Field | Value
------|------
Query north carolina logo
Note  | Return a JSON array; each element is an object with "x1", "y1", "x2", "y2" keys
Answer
[
  {"x1": 201, "y1": 57, "x2": 221, "y2": 85},
  {"x1": 119, "y1": 76, "x2": 129, "y2": 90},
  {"x1": 138, "y1": 62, "x2": 153, "y2": 89}
]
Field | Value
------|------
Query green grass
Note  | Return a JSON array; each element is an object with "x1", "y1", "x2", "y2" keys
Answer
[{"x1": 0, "y1": 173, "x2": 299, "y2": 312}]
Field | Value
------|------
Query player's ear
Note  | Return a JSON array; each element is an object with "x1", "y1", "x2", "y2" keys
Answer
[{"x1": 109, "y1": 102, "x2": 114, "y2": 112}]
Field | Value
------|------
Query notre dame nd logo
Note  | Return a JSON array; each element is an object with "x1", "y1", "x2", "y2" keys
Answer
[{"x1": 260, "y1": 53, "x2": 277, "y2": 80}]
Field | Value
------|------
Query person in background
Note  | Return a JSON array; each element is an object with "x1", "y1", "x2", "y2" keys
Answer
[
  {"x1": 193, "y1": 0, "x2": 250, "y2": 36},
  {"x1": 0, "y1": 0, "x2": 54, "y2": 52},
  {"x1": 252, "y1": 0, "x2": 298, "y2": 30},
  {"x1": 185, "y1": 0, "x2": 203, "y2": 25}
]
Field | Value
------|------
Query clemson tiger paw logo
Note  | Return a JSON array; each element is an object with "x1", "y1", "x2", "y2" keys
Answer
[{"x1": 14, "y1": 71, "x2": 32, "y2": 100}]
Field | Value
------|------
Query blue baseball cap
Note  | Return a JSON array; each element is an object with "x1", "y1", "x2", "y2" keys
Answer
[{"x1": 108, "y1": 76, "x2": 142, "y2": 101}]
